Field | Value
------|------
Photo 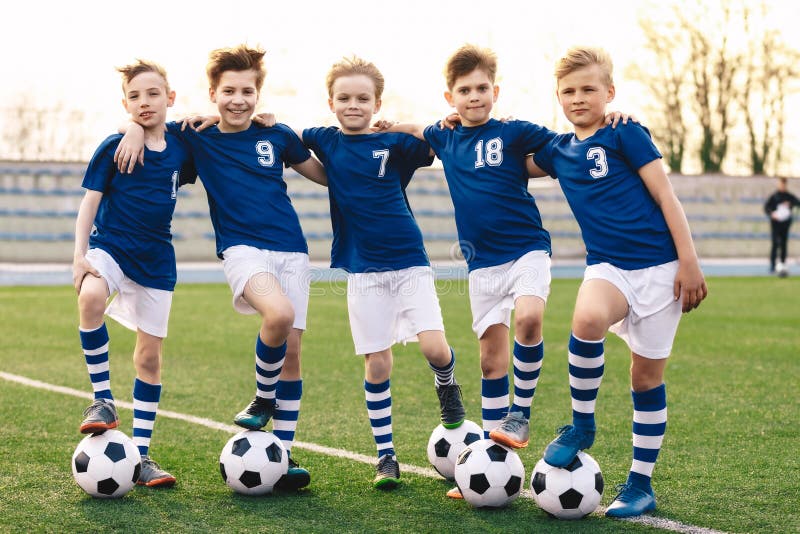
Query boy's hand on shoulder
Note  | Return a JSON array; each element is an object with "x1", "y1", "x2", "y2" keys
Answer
[
  {"x1": 371, "y1": 119, "x2": 396, "y2": 132},
  {"x1": 253, "y1": 113, "x2": 277, "y2": 128},
  {"x1": 113, "y1": 124, "x2": 145, "y2": 174},
  {"x1": 439, "y1": 113, "x2": 461, "y2": 130},
  {"x1": 72, "y1": 256, "x2": 100, "y2": 293},
  {"x1": 674, "y1": 261, "x2": 708, "y2": 313},
  {"x1": 181, "y1": 115, "x2": 220, "y2": 132},
  {"x1": 604, "y1": 111, "x2": 639, "y2": 128}
]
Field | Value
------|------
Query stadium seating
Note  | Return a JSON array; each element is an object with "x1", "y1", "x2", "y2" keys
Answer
[{"x1": 0, "y1": 162, "x2": 794, "y2": 262}]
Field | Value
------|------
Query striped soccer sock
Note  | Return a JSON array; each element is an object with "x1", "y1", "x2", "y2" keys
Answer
[
  {"x1": 273, "y1": 379, "x2": 302, "y2": 453},
  {"x1": 568, "y1": 334, "x2": 605, "y2": 432},
  {"x1": 428, "y1": 347, "x2": 456, "y2": 386},
  {"x1": 481, "y1": 375, "x2": 509, "y2": 438},
  {"x1": 365, "y1": 379, "x2": 394, "y2": 458},
  {"x1": 255, "y1": 335, "x2": 286, "y2": 401},
  {"x1": 132, "y1": 378, "x2": 161, "y2": 457},
  {"x1": 80, "y1": 324, "x2": 112, "y2": 400},
  {"x1": 510, "y1": 339, "x2": 544, "y2": 420},
  {"x1": 627, "y1": 383, "x2": 667, "y2": 491}
]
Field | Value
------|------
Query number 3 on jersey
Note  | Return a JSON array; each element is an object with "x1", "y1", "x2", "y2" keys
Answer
[
  {"x1": 587, "y1": 147, "x2": 608, "y2": 178},
  {"x1": 474, "y1": 138, "x2": 503, "y2": 168}
]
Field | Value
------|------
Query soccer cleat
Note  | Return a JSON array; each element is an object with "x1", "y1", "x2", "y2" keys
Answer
[
  {"x1": 605, "y1": 483, "x2": 656, "y2": 517},
  {"x1": 488, "y1": 411, "x2": 529, "y2": 449},
  {"x1": 542, "y1": 425, "x2": 595, "y2": 467},
  {"x1": 446, "y1": 486, "x2": 463, "y2": 499},
  {"x1": 233, "y1": 396, "x2": 276, "y2": 430},
  {"x1": 436, "y1": 383, "x2": 466, "y2": 429},
  {"x1": 137, "y1": 456, "x2": 176, "y2": 488},
  {"x1": 274, "y1": 456, "x2": 311, "y2": 491},
  {"x1": 79, "y1": 398, "x2": 119, "y2": 434},
  {"x1": 373, "y1": 455, "x2": 400, "y2": 490}
]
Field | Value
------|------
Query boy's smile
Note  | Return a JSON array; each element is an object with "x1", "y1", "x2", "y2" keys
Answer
[
  {"x1": 445, "y1": 69, "x2": 498, "y2": 127},
  {"x1": 557, "y1": 64, "x2": 615, "y2": 139},
  {"x1": 329, "y1": 74, "x2": 381, "y2": 135},
  {"x1": 210, "y1": 69, "x2": 260, "y2": 133}
]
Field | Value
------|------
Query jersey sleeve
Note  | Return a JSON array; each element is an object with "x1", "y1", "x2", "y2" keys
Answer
[
  {"x1": 277, "y1": 123, "x2": 312, "y2": 165},
  {"x1": 82, "y1": 135, "x2": 121, "y2": 192},
  {"x1": 422, "y1": 123, "x2": 445, "y2": 158},
  {"x1": 617, "y1": 123, "x2": 662, "y2": 170},
  {"x1": 515, "y1": 120, "x2": 558, "y2": 154},
  {"x1": 532, "y1": 139, "x2": 558, "y2": 179},
  {"x1": 398, "y1": 133, "x2": 434, "y2": 169}
]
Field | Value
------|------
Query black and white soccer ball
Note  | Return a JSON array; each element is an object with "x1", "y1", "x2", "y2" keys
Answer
[
  {"x1": 219, "y1": 430, "x2": 288, "y2": 495},
  {"x1": 426, "y1": 420, "x2": 483, "y2": 480},
  {"x1": 530, "y1": 451, "x2": 604, "y2": 519},
  {"x1": 71, "y1": 429, "x2": 141, "y2": 498},
  {"x1": 454, "y1": 439, "x2": 525, "y2": 507}
]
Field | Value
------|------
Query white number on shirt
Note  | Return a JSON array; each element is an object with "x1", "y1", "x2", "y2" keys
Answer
[
  {"x1": 474, "y1": 137, "x2": 503, "y2": 168},
  {"x1": 256, "y1": 141, "x2": 275, "y2": 167},
  {"x1": 373, "y1": 149, "x2": 389, "y2": 178},
  {"x1": 587, "y1": 147, "x2": 608, "y2": 178},
  {"x1": 171, "y1": 171, "x2": 178, "y2": 199}
]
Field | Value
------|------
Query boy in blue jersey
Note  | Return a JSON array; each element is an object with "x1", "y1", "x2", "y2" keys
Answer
[
  {"x1": 115, "y1": 45, "x2": 326, "y2": 491},
  {"x1": 301, "y1": 56, "x2": 466, "y2": 490},
  {"x1": 74, "y1": 59, "x2": 196, "y2": 488},
  {"x1": 527, "y1": 47, "x2": 708, "y2": 518}
]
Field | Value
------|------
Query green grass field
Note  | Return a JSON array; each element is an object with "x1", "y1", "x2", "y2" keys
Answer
[{"x1": 1, "y1": 277, "x2": 798, "y2": 533}]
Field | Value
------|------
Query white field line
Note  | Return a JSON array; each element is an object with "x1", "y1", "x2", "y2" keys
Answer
[{"x1": 1, "y1": 371, "x2": 725, "y2": 534}]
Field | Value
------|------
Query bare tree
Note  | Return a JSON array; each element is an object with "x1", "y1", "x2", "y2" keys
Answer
[{"x1": 738, "y1": 2, "x2": 800, "y2": 175}]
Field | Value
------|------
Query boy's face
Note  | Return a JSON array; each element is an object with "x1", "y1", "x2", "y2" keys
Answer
[
  {"x1": 556, "y1": 64, "x2": 615, "y2": 136},
  {"x1": 444, "y1": 69, "x2": 498, "y2": 127},
  {"x1": 328, "y1": 74, "x2": 381, "y2": 135},
  {"x1": 209, "y1": 69, "x2": 260, "y2": 133},
  {"x1": 121, "y1": 72, "x2": 175, "y2": 131}
]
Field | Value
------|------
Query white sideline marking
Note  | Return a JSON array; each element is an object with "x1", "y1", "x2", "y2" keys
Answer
[{"x1": 1, "y1": 371, "x2": 726, "y2": 534}]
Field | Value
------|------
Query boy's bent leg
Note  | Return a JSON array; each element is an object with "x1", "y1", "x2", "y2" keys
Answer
[{"x1": 419, "y1": 331, "x2": 465, "y2": 428}]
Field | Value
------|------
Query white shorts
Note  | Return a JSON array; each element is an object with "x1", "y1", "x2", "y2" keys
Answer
[
  {"x1": 584, "y1": 261, "x2": 682, "y2": 359},
  {"x1": 347, "y1": 266, "x2": 445, "y2": 355},
  {"x1": 222, "y1": 245, "x2": 310, "y2": 330},
  {"x1": 85, "y1": 248, "x2": 172, "y2": 338},
  {"x1": 468, "y1": 250, "x2": 551, "y2": 338}
]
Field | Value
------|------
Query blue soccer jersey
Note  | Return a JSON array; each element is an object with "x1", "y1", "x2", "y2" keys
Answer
[
  {"x1": 83, "y1": 133, "x2": 196, "y2": 291},
  {"x1": 167, "y1": 122, "x2": 312, "y2": 258},
  {"x1": 424, "y1": 119, "x2": 557, "y2": 271},
  {"x1": 302, "y1": 127, "x2": 433, "y2": 273},
  {"x1": 533, "y1": 122, "x2": 678, "y2": 269}
]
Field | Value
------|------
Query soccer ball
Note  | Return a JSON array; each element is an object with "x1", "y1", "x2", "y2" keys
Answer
[
  {"x1": 219, "y1": 430, "x2": 288, "y2": 495},
  {"x1": 426, "y1": 420, "x2": 483, "y2": 480},
  {"x1": 454, "y1": 439, "x2": 525, "y2": 507},
  {"x1": 530, "y1": 451, "x2": 604, "y2": 519},
  {"x1": 71, "y1": 429, "x2": 141, "y2": 498}
]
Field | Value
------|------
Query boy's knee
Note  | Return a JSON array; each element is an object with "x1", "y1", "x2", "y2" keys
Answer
[
  {"x1": 77, "y1": 289, "x2": 106, "y2": 320},
  {"x1": 571, "y1": 312, "x2": 607, "y2": 340},
  {"x1": 514, "y1": 313, "x2": 542, "y2": 344}
]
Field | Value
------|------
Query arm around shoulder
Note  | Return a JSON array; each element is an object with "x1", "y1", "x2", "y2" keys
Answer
[{"x1": 291, "y1": 155, "x2": 327, "y2": 186}]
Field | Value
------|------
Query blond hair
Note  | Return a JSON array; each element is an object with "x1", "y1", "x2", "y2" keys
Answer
[
  {"x1": 555, "y1": 46, "x2": 613, "y2": 86},
  {"x1": 444, "y1": 44, "x2": 497, "y2": 90},
  {"x1": 116, "y1": 59, "x2": 169, "y2": 93},
  {"x1": 206, "y1": 45, "x2": 266, "y2": 90},
  {"x1": 326, "y1": 56, "x2": 385, "y2": 99}
]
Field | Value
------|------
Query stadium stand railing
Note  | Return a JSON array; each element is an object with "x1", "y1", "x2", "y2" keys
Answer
[{"x1": 0, "y1": 161, "x2": 793, "y2": 263}]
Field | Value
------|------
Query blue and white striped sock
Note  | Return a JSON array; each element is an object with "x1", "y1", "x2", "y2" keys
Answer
[
  {"x1": 365, "y1": 379, "x2": 394, "y2": 458},
  {"x1": 255, "y1": 335, "x2": 286, "y2": 401},
  {"x1": 428, "y1": 348, "x2": 456, "y2": 386},
  {"x1": 510, "y1": 339, "x2": 544, "y2": 420},
  {"x1": 132, "y1": 378, "x2": 161, "y2": 457},
  {"x1": 274, "y1": 379, "x2": 302, "y2": 453},
  {"x1": 80, "y1": 324, "x2": 112, "y2": 400},
  {"x1": 568, "y1": 334, "x2": 605, "y2": 432},
  {"x1": 481, "y1": 375, "x2": 509, "y2": 438},
  {"x1": 628, "y1": 383, "x2": 667, "y2": 491}
]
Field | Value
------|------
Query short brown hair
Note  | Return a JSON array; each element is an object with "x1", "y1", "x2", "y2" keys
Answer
[
  {"x1": 326, "y1": 56, "x2": 385, "y2": 99},
  {"x1": 116, "y1": 59, "x2": 169, "y2": 93},
  {"x1": 555, "y1": 46, "x2": 614, "y2": 86},
  {"x1": 444, "y1": 44, "x2": 497, "y2": 90},
  {"x1": 206, "y1": 45, "x2": 266, "y2": 90}
]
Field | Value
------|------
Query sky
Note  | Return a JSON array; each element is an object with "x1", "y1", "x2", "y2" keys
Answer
[{"x1": 2, "y1": 0, "x2": 800, "y2": 170}]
